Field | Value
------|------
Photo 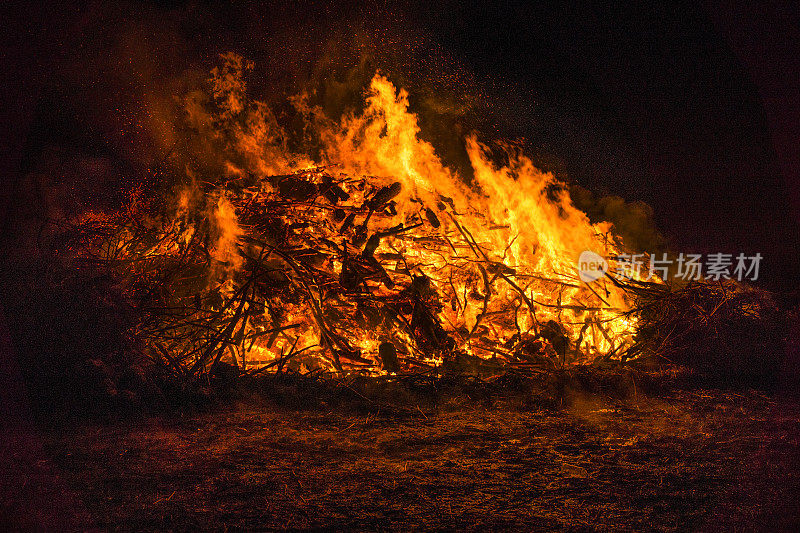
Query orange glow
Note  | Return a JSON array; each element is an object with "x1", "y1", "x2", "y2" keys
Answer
[{"x1": 95, "y1": 55, "x2": 655, "y2": 374}]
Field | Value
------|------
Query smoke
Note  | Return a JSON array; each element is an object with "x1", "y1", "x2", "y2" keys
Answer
[{"x1": 570, "y1": 185, "x2": 665, "y2": 254}]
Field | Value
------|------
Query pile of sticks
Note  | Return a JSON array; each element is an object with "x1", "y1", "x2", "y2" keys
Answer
[
  {"x1": 61, "y1": 167, "x2": 638, "y2": 382},
  {"x1": 618, "y1": 278, "x2": 787, "y2": 379}
]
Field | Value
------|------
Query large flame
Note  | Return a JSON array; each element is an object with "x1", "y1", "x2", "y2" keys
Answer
[{"x1": 99, "y1": 55, "x2": 650, "y2": 373}]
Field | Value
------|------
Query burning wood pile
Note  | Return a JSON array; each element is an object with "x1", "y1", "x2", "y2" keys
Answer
[
  {"x1": 65, "y1": 169, "x2": 638, "y2": 379},
  {"x1": 53, "y1": 55, "x2": 652, "y2": 384}
]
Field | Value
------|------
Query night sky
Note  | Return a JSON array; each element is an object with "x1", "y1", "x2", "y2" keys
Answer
[
  {"x1": 408, "y1": 0, "x2": 800, "y2": 287},
  {"x1": 1, "y1": 0, "x2": 798, "y2": 286}
]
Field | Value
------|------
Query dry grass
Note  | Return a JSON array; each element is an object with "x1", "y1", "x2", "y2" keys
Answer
[{"x1": 13, "y1": 388, "x2": 798, "y2": 531}]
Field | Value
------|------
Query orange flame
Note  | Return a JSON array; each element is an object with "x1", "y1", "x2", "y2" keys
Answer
[{"x1": 134, "y1": 55, "x2": 654, "y2": 373}]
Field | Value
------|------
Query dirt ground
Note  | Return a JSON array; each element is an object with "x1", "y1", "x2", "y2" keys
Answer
[{"x1": 1, "y1": 387, "x2": 795, "y2": 531}]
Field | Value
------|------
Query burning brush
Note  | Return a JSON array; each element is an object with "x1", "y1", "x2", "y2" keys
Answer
[{"x1": 50, "y1": 54, "x2": 652, "y2": 384}]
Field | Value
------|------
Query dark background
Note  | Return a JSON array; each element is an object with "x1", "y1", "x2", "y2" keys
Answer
[
  {"x1": 1, "y1": 0, "x2": 798, "y2": 287},
  {"x1": 1, "y1": 5, "x2": 797, "y2": 527}
]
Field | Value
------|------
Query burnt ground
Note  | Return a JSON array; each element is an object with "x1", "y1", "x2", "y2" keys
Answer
[{"x1": 4, "y1": 385, "x2": 800, "y2": 531}]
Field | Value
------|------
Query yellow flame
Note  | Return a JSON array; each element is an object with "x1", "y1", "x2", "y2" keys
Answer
[{"x1": 147, "y1": 57, "x2": 653, "y2": 372}]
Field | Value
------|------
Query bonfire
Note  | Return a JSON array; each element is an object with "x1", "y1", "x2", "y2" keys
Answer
[{"x1": 58, "y1": 54, "x2": 661, "y2": 384}]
